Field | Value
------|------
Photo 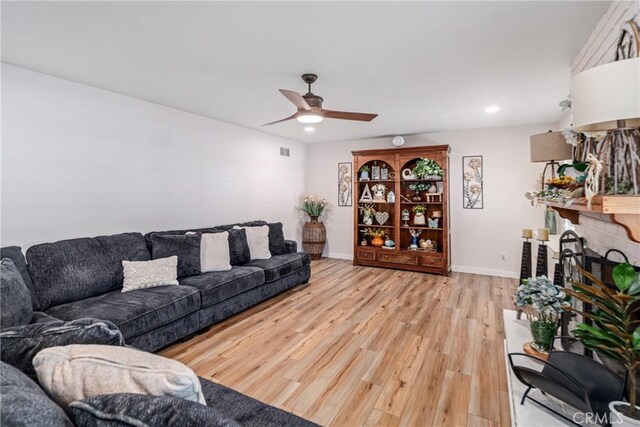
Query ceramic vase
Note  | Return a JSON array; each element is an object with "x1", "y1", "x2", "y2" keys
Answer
[
  {"x1": 414, "y1": 212, "x2": 426, "y2": 225},
  {"x1": 302, "y1": 215, "x2": 326, "y2": 260},
  {"x1": 371, "y1": 236, "x2": 384, "y2": 247}
]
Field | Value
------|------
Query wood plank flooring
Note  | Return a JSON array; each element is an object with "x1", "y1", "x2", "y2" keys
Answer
[{"x1": 160, "y1": 259, "x2": 517, "y2": 426}]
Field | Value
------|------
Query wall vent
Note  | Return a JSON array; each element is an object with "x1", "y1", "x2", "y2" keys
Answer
[{"x1": 280, "y1": 146, "x2": 290, "y2": 158}]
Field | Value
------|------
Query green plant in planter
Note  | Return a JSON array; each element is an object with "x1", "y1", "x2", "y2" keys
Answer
[
  {"x1": 412, "y1": 158, "x2": 443, "y2": 179},
  {"x1": 412, "y1": 205, "x2": 427, "y2": 214},
  {"x1": 359, "y1": 165, "x2": 370, "y2": 173},
  {"x1": 301, "y1": 195, "x2": 327, "y2": 217},
  {"x1": 568, "y1": 263, "x2": 640, "y2": 418},
  {"x1": 408, "y1": 182, "x2": 429, "y2": 192}
]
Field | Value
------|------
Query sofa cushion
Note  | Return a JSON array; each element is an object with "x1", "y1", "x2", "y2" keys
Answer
[
  {"x1": 149, "y1": 233, "x2": 201, "y2": 278},
  {"x1": 0, "y1": 259, "x2": 33, "y2": 328},
  {"x1": 179, "y1": 267, "x2": 265, "y2": 308},
  {"x1": 143, "y1": 226, "x2": 216, "y2": 251},
  {"x1": 70, "y1": 393, "x2": 239, "y2": 427},
  {"x1": 199, "y1": 377, "x2": 318, "y2": 427},
  {"x1": 0, "y1": 318, "x2": 124, "y2": 381},
  {"x1": 45, "y1": 285, "x2": 200, "y2": 340},
  {"x1": 121, "y1": 256, "x2": 179, "y2": 292},
  {"x1": 245, "y1": 253, "x2": 311, "y2": 283},
  {"x1": 0, "y1": 246, "x2": 41, "y2": 310},
  {"x1": 215, "y1": 220, "x2": 268, "y2": 231},
  {"x1": 1, "y1": 361, "x2": 73, "y2": 427},
  {"x1": 26, "y1": 233, "x2": 151, "y2": 310},
  {"x1": 267, "y1": 223, "x2": 287, "y2": 256},
  {"x1": 34, "y1": 345, "x2": 206, "y2": 409}
]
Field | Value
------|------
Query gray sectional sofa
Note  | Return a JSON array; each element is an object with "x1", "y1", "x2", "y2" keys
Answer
[
  {"x1": 4, "y1": 220, "x2": 310, "y2": 352},
  {"x1": 0, "y1": 220, "x2": 315, "y2": 426}
]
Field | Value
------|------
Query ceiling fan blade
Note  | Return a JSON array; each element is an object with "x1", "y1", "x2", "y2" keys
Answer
[
  {"x1": 322, "y1": 109, "x2": 378, "y2": 122},
  {"x1": 279, "y1": 89, "x2": 311, "y2": 110},
  {"x1": 261, "y1": 112, "x2": 298, "y2": 126}
]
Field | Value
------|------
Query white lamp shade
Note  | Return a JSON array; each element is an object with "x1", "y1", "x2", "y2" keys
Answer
[
  {"x1": 530, "y1": 131, "x2": 572, "y2": 162},
  {"x1": 571, "y1": 58, "x2": 640, "y2": 131}
]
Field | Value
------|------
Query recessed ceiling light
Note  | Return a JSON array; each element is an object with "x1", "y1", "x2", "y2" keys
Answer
[
  {"x1": 304, "y1": 126, "x2": 315, "y2": 133},
  {"x1": 484, "y1": 105, "x2": 500, "y2": 114}
]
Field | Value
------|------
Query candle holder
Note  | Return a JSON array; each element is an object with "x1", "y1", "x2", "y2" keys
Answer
[
  {"x1": 535, "y1": 240, "x2": 549, "y2": 277},
  {"x1": 519, "y1": 237, "x2": 532, "y2": 282}
]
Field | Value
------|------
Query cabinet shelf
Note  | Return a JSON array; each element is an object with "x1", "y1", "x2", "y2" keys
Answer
[
  {"x1": 400, "y1": 201, "x2": 443, "y2": 205},
  {"x1": 352, "y1": 146, "x2": 451, "y2": 275},
  {"x1": 400, "y1": 226, "x2": 443, "y2": 230}
]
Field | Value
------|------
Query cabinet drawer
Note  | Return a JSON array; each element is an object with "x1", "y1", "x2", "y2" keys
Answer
[
  {"x1": 420, "y1": 256, "x2": 443, "y2": 267},
  {"x1": 379, "y1": 252, "x2": 418, "y2": 265},
  {"x1": 357, "y1": 250, "x2": 376, "y2": 261}
]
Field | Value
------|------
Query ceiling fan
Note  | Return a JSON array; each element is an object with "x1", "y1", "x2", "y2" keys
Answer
[{"x1": 262, "y1": 73, "x2": 378, "y2": 126}]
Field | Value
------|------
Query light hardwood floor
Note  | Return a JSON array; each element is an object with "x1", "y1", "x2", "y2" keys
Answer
[{"x1": 161, "y1": 259, "x2": 518, "y2": 426}]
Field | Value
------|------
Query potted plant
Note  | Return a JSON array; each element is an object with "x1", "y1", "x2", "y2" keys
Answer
[
  {"x1": 365, "y1": 228, "x2": 387, "y2": 247},
  {"x1": 412, "y1": 205, "x2": 427, "y2": 225},
  {"x1": 567, "y1": 263, "x2": 640, "y2": 425},
  {"x1": 300, "y1": 195, "x2": 328, "y2": 260},
  {"x1": 359, "y1": 165, "x2": 370, "y2": 180},
  {"x1": 514, "y1": 276, "x2": 571, "y2": 353},
  {"x1": 359, "y1": 203, "x2": 376, "y2": 226},
  {"x1": 412, "y1": 158, "x2": 443, "y2": 180}
]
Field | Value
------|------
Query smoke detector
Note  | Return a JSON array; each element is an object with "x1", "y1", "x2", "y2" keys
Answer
[{"x1": 392, "y1": 136, "x2": 405, "y2": 147}]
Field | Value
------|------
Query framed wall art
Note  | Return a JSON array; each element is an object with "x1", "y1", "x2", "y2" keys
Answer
[
  {"x1": 462, "y1": 155, "x2": 483, "y2": 209},
  {"x1": 338, "y1": 162, "x2": 353, "y2": 206}
]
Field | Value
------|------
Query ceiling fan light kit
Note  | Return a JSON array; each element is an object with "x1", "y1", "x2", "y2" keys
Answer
[
  {"x1": 296, "y1": 112, "x2": 323, "y2": 124},
  {"x1": 263, "y1": 73, "x2": 378, "y2": 127}
]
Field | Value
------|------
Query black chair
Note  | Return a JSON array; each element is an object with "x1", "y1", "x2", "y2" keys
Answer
[{"x1": 508, "y1": 337, "x2": 625, "y2": 425}]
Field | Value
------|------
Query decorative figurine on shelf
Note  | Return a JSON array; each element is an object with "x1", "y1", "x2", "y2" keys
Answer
[
  {"x1": 360, "y1": 229, "x2": 368, "y2": 246},
  {"x1": 428, "y1": 210, "x2": 442, "y2": 228},
  {"x1": 402, "y1": 168, "x2": 417, "y2": 180},
  {"x1": 359, "y1": 184, "x2": 373, "y2": 202},
  {"x1": 409, "y1": 229, "x2": 422, "y2": 250},
  {"x1": 375, "y1": 211, "x2": 389, "y2": 225},
  {"x1": 359, "y1": 165, "x2": 370, "y2": 181},
  {"x1": 384, "y1": 238, "x2": 395, "y2": 248},
  {"x1": 387, "y1": 191, "x2": 395, "y2": 203},
  {"x1": 412, "y1": 205, "x2": 427, "y2": 225},
  {"x1": 359, "y1": 204, "x2": 376, "y2": 226},
  {"x1": 381, "y1": 165, "x2": 389, "y2": 180},
  {"x1": 401, "y1": 209, "x2": 410, "y2": 227},
  {"x1": 371, "y1": 184, "x2": 387, "y2": 201},
  {"x1": 371, "y1": 162, "x2": 381, "y2": 181},
  {"x1": 420, "y1": 239, "x2": 437, "y2": 252}
]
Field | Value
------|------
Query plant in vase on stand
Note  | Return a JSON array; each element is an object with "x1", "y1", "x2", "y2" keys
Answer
[
  {"x1": 413, "y1": 158, "x2": 443, "y2": 180},
  {"x1": 514, "y1": 276, "x2": 571, "y2": 353},
  {"x1": 568, "y1": 263, "x2": 640, "y2": 424},
  {"x1": 365, "y1": 228, "x2": 387, "y2": 247},
  {"x1": 300, "y1": 195, "x2": 329, "y2": 261},
  {"x1": 359, "y1": 204, "x2": 376, "y2": 226},
  {"x1": 359, "y1": 165, "x2": 370, "y2": 181},
  {"x1": 412, "y1": 205, "x2": 427, "y2": 225}
]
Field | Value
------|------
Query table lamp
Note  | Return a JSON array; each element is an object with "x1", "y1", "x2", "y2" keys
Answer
[{"x1": 530, "y1": 130, "x2": 573, "y2": 190}]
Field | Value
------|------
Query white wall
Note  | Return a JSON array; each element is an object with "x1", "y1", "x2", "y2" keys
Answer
[
  {"x1": 1, "y1": 64, "x2": 307, "y2": 248},
  {"x1": 306, "y1": 124, "x2": 553, "y2": 278},
  {"x1": 568, "y1": 1, "x2": 640, "y2": 265}
]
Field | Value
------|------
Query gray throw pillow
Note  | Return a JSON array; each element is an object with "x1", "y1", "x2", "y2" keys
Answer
[
  {"x1": 267, "y1": 223, "x2": 287, "y2": 256},
  {"x1": 149, "y1": 234, "x2": 201, "y2": 278},
  {"x1": 1, "y1": 361, "x2": 73, "y2": 427},
  {"x1": 69, "y1": 393, "x2": 240, "y2": 427},
  {"x1": 0, "y1": 318, "x2": 124, "y2": 381},
  {"x1": 1, "y1": 258, "x2": 33, "y2": 328}
]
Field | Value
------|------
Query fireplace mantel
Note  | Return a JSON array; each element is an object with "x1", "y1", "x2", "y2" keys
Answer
[{"x1": 543, "y1": 195, "x2": 640, "y2": 243}]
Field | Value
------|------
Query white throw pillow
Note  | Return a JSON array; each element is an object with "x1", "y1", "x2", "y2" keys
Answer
[
  {"x1": 233, "y1": 226, "x2": 271, "y2": 260},
  {"x1": 33, "y1": 344, "x2": 207, "y2": 409},
  {"x1": 200, "y1": 232, "x2": 232, "y2": 272},
  {"x1": 121, "y1": 256, "x2": 179, "y2": 292}
]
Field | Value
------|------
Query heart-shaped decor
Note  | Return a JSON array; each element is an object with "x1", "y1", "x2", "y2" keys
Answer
[{"x1": 375, "y1": 211, "x2": 389, "y2": 225}]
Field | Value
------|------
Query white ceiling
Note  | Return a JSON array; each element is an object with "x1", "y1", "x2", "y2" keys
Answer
[{"x1": 1, "y1": 1, "x2": 609, "y2": 143}]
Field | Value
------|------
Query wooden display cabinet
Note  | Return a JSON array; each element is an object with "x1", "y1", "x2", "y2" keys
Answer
[{"x1": 352, "y1": 145, "x2": 451, "y2": 275}]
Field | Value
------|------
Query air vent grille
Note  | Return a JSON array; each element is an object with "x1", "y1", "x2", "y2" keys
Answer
[{"x1": 280, "y1": 147, "x2": 290, "y2": 157}]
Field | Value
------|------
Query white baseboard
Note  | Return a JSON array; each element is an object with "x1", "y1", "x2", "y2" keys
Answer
[
  {"x1": 326, "y1": 252, "x2": 353, "y2": 260},
  {"x1": 451, "y1": 265, "x2": 519, "y2": 279}
]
